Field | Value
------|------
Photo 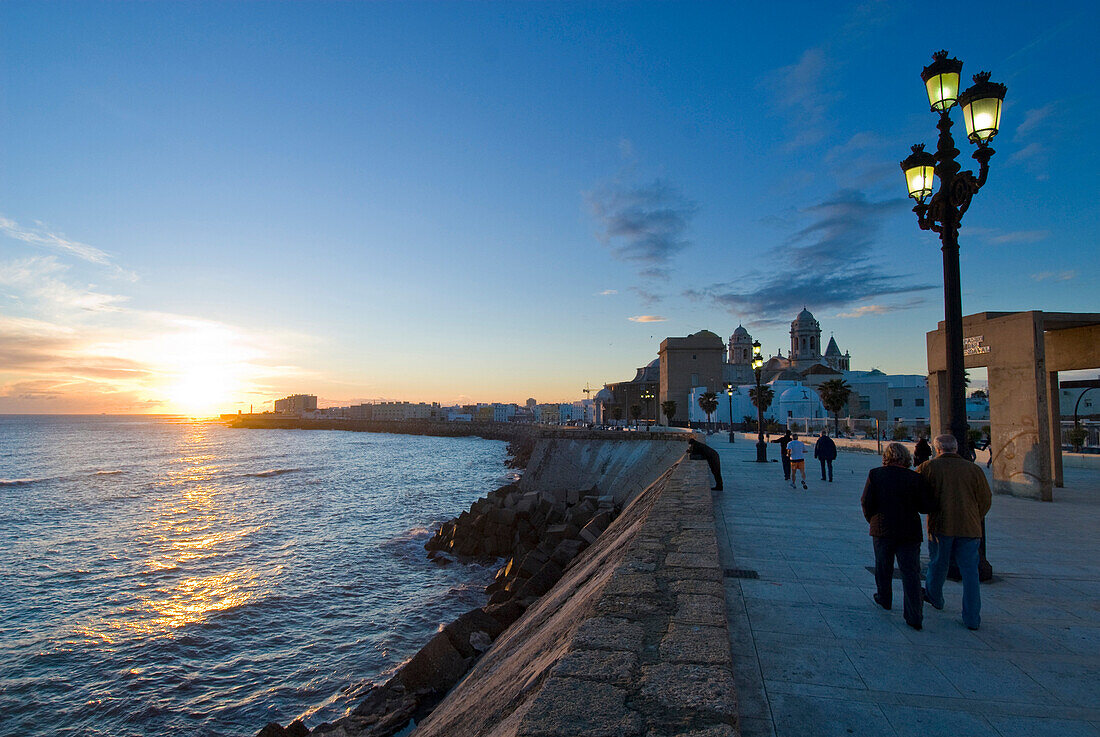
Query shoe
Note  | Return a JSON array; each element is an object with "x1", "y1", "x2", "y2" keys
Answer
[
  {"x1": 802, "y1": 481, "x2": 808, "y2": 489},
  {"x1": 789, "y1": 482, "x2": 795, "y2": 488},
  {"x1": 907, "y1": 621, "x2": 923, "y2": 631},
  {"x1": 873, "y1": 593, "x2": 891, "y2": 610},
  {"x1": 921, "y1": 588, "x2": 944, "y2": 610},
  {"x1": 711, "y1": 486, "x2": 723, "y2": 491}
]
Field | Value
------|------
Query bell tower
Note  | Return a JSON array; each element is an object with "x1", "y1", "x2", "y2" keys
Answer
[{"x1": 789, "y1": 307, "x2": 822, "y2": 366}]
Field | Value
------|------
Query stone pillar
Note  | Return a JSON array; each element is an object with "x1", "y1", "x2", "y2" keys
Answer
[
  {"x1": 986, "y1": 314, "x2": 1052, "y2": 501},
  {"x1": 927, "y1": 370, "x2": 950, "y2": 438},
  {"x1": 1047, "y1": 371, "x2": 1063, "y2": 488}
]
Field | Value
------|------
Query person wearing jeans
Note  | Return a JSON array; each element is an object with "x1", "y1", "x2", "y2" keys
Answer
[{"x1": 918, "y1": 434, "x2": 992, "y2": 630}]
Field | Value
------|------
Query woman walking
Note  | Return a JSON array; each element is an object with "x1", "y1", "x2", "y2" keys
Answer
[{"x1": 860, "y1": 442, "x2": 929, "y2": 630}]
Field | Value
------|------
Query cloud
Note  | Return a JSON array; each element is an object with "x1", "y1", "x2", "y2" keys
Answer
[
  {"x1": 1014, "y1": 104, "x2": 1055, "y2": 142},
  {"x1": 687, "y1": 189, "x2": 935, "y2": 320},
  {"x1": 764, "y1": 47, "x2": 834, "y2": 150},
  {"x1": 1030, "y1": 270, "x2": 1076, "y2": 282},
  {"x1": 628, "y1": 315, "x2": 666, "y2": 323},
  {"x1": 630, "y1": 287, "x2": 663, "y2": 307},
  {"x1": 598, "y1": 289, "x2": 618, "y2": 296},
  {"x1": 0, "y1": 216, "x2": 136, "y2": 280},
  {"x1": 0, "y1": 255, "x2": 128, "y2": 314},
  {"x1": 587, "y1": 178, "x2": 697, "y2": 273},
  {"x1": 834, "y1": 299, "x2": 924, "y2": 319}
]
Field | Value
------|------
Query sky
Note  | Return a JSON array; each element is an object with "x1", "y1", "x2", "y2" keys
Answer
[{"x1": 2, "y1": 1, "x2": 1098, "y2": 416}]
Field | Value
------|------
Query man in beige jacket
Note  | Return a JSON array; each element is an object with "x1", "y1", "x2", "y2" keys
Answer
[{"x1": 918, "y1": 434, "x2": 992, "y2": 629}]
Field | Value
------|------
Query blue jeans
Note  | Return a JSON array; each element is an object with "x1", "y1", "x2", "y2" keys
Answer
[{"x1": 926, "y1": 534, "x2": 981, "y2": 629}]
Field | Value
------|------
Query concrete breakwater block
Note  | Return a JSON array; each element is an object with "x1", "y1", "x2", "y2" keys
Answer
[{"x1": 259, "y1": 480, "x2": 626, "y2": 737}]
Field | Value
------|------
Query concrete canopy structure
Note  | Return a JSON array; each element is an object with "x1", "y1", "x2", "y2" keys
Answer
[{"x1": 927, "y1": 311, "x2": 1100, "y2": 501}]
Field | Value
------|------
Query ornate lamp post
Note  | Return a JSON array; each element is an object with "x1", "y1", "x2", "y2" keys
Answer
[
  {"x1": 902, "y1": 51, "x2": 1006, "y2": 583},
  {"x1": 726, "y1": 382, "x2": 736, "y2": 443},
  {"x1": 752, "y1": 341, "x2": 767, "y2": 462},
  {"x1": 901, "y1": 50, "x2": 1006, "y2": 456},
  {"x1": 641, "y1": 389, "x2": 654, "y2": 432}
]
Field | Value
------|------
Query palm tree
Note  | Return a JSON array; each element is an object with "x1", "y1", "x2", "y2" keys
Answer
[
  {"x1": 629, "y1": 404, "x2": 642, "y2": 428},
  {"x1": 698, "y1": 392, "x2": 719, "y2": 434},
  {"x1": 817, "y1": 378, "x2": 852, "y2": 435},
  {"x1": 749, "y1": 385, "x2": 775, "y2": 417},
  {"x1": 611, "y1": 406, "x2": 623, "y2": 424},
  {"x1": 661, "y1": 400, "x2": 677, "y2": 426}
]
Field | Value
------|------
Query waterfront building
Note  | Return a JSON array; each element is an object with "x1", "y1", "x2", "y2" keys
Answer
[{"x1": 274, "y1": 394, "x2": 318, "y2": 415}]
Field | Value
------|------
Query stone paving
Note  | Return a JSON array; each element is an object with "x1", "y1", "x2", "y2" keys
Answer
[{"x1": 710, "y1": 433, "x2": 1100, "y2": 737}]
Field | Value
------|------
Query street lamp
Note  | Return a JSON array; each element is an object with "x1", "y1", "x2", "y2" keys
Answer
[
  {"x1": 901, "y1": 50, "x2": 1006, "y2": 456},
  {"x1": 752, "y1": 340, "x2": 767, "y2": 462},
  {"x1": 641, "y1": 389, "x2": 654, "y2": 432},
  {"x1": 902, "y1": 50, "x2": 1006, "y2": 583},
  {"x1": 726, "y1": 382, "x2": 736, "y2": 444}
]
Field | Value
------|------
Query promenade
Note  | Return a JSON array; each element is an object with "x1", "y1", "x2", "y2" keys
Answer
[{"x1": 709, "y1": 434, "x2": 1100, "y2": 737}]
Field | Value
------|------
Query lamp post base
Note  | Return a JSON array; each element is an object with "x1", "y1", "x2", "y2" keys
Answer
[
  {"x1": 756, "y1": 440, "x2": 768, "y2": 462},
  {"x1": 729, "y1": 431, "x2": 735, "y2": 443}
]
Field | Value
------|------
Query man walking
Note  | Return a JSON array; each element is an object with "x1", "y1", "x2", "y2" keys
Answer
[
  {"x1": 772, "y1": 429, "x2": 792, "y2": 481},
  {"x1": 918, "y1": 434, "x2": 992, "y2": 630},
  {"x1": 787, "y1": 433, "x2": 808, "y2": 489},
  {"x1": 814, "y1": 429, "x2": 837, "y2": 482}
]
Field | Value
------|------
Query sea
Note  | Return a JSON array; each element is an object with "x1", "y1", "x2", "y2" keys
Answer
[{"x1": 0, "y1": 415, "x2": 512, "y2": 737}]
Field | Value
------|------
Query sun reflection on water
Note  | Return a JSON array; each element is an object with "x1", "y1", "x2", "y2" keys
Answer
[{"x1": 73, "y1": 426, "x2": 277, "y2": 645}]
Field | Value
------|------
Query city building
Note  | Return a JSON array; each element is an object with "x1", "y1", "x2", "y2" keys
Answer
[{"x1": 274, "y1": 394, "x2": 318, "y2": 415}]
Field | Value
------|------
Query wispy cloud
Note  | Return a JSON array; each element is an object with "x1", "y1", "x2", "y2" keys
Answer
[
  {"x1": 587, "y1": 178, "x2": 696, "y2": 275},
  {"x1": 598, "y1": 289, "x2": 618, "y2": 296},
  {"x1": 835, "y1": 299, "x2": 924, "y2": 319},
  {"x1": 628, "y1": 315, "x2": 666, "y2": 323},
  {"x1": 0, "y1": 255, "x2": 128, "y2": 314},
  {"x1": 686, "y1": 189, "x2": 934, "y2": 321},
  {"x1": 630, "y1": 286, "x2": 663, "y2": 307},
  {"x1": 765, "y1": 47, "x2": 834, "y2": 151},
  {"x1": 0, "y1": 216, "x2": 136, "y2": 280},
  {"x1": 1031, "y1": 270, "x2": 1075, "y2": 282}
]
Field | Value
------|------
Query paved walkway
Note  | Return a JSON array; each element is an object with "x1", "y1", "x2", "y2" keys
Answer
[{"x1": 709, "y1": 433, "x2": 1100, "y2": 737}]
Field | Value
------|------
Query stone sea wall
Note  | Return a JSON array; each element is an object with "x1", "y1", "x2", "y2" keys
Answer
[{"x1": 257, "y1": 434, "x2": 731, "y2": 737}]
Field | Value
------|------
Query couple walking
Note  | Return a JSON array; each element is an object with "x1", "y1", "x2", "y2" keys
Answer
[
  {"x1": 775, "y1": 429, "x2": 838, "y2": 489},
  {"x1": 860, "y1": 434, "x2": 992, "y2": 631}
]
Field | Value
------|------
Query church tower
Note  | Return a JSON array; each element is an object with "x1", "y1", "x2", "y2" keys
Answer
[
  {"x1": 728, "y1": 325, "x2": 752, "y2": 365},
  {"x1": 789, "y1": 307, "x2": 822, "y2": 367}
]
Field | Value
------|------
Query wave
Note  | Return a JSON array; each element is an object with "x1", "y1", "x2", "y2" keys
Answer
[
  {"x1": 94, "y1": 470, "x2": 126, "y2": 476},
  {"x1": 243, "y1": 468, "x2": 302, "y2": 478},
  {"x1": 0, "y1": 477, "x2": 51, "y2": 486}
]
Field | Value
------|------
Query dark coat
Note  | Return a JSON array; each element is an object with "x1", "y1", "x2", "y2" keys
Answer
[
  {"x1": 860, "y1": 465, "x2": 929, "y2": 543},
  {"x1": 813, "y1": 435, "x2": 837, "y2": 461},
  {"x1": 914, "y1": 439, "x2": 932, "y2": 466}
]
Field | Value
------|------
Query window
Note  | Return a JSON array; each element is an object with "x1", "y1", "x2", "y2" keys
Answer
[
  {"x1": 893, "y1": 398, "x2": 903, "y2": 407},
  {"x1": 859, "y1": 397, "x2": 871, "y2": 410},
  {"x1": 915, "y1": 398, "x2": 925, "y2": 407}
]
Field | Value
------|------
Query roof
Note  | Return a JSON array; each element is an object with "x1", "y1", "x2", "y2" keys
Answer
[
  {"x1": 732, "y1": 324, "x2": 750, "y2": 338},
  {"x1": 793, "y1": 307, "x2": 817, "y2": 324},
  {"x1": 824, "y1": 336, "x2": 842, "y2": 356}
]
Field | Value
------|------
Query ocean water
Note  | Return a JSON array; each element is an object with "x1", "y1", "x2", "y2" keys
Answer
[{"x1": 0, "y1": 415, "x2": 511, "y2": 737}]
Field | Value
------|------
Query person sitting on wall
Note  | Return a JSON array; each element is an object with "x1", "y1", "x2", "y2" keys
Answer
[{"x1": 687, "y1": 437, "x2": 723, "y2": 491}]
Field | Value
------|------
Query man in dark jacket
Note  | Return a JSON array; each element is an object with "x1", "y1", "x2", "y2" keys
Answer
[
  {"x1": 861, "y1": 442, "x2": 929, "y2": 630},
  {"x1": 771, "y1": 430, "x2": 792, "y2": 480},
  {"x1": 687, "y1": 438, "x2": 723, "y2": 491},
  {"x1": 918, "y1": 434, "x2": 992, "y2": 630},
  {"x1": 814, "y1": 430, "x2": 837, "y2": 482}
]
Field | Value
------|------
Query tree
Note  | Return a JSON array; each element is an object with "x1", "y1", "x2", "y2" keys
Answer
[
  {"x1": 629, "y1": 404, "x2": 641, "y2": 427},
  {"x1": 661, "y1": 400, "x2": 677, "y2": 426},
  {"x1": 817, "y1": 379, "x2": 852, "y2": 435},
  {"x1": 749, "y1": 385, "x2": 775, "y2": 416},
  {"x1": 970, "y1": 389, "x2": 988, "y2": 400},
  {"x1": 611, "y1": 406, "x2": 623, "y2": 423},
  {"x1": 697, "y1": 392, "x2": 719, "y2": 433}
]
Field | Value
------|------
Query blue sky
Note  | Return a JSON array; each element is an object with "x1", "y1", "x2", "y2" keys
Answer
[{"x1": 1, "y1": 1, "x2": 1097, "y2": 414}]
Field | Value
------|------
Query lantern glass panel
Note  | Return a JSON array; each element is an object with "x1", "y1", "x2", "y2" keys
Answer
[
  {"x1": 962, "y1": 95, "x2": 1002, "y2": 144},
  {"x1": 904, "y1": 164, "x2": 935, "y2": 202},
  {"x1": 925, "y1": 72, "x2": 960, "y2": 111}
]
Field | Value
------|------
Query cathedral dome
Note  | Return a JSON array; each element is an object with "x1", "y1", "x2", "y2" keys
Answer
[
  {"x1": 733, "y1": 324, "x2": 750, "y2": 338},
  {"x1": 793, "y1": 307, "x2": 817, "y2": 324}
]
